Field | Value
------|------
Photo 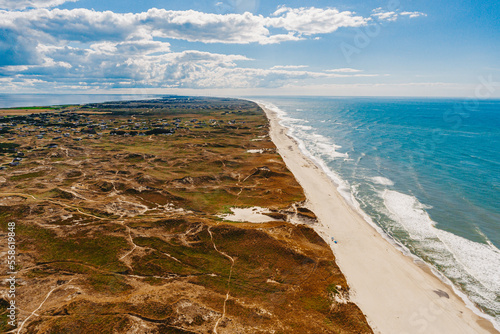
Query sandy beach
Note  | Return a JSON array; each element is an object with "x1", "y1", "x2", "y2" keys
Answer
[{"x1": 259, "y1": 103, "x2": 499, "y2": 334}]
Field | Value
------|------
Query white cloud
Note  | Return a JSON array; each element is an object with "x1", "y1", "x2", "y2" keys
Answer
[
  {"x1": 371, "y1": 8, "x2": 398, "y2": 22},
  {"x1": 326, "y1": 68, "x2": 362, "y2": 73},
  {"x1": 0, "y1": 0, "x2": 77, "y2": 10},
  {"x1": 141, "y1": 9, "x2": 276, "y2": 44},
  {"x1": 268, "y1": 6, "x2": 368, "y2": 35},
  {"x1": 400, "y1": 11, "x2": 427, "y2": 18},
  {"x1": 372, "y1": 8, "x2": 427, "y2": 21},
  {"x1": 89, "y1": 40, "x2": 171, "y2": 56},
  {"x1": 0, "y1": 8, "x2": 290, "y2": 46},
  {"x1": 270, "y1": 65, "x2": 309, "y2": 70},
  {"x1": 0, "y1": 7, "x2": 371, "y2": 46}
]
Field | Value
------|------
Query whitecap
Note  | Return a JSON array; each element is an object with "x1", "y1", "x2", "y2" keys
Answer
[
  {"x1": 383, "y1": 190, "x2": 436, "y2": 240},
  {"x1": 370, "y1": 176, "x2": 394, "y2": 186},
  {"x1": 436, "y1": 229, "x2": 500, "y2": 294},
  {"x1": 295, "y1": 124, "x2": 313, "y2": 130}
]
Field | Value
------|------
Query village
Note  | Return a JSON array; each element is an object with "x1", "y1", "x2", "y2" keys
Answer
[{"x1": 0, "y1": 98, "x2": 248, "y2": 170}]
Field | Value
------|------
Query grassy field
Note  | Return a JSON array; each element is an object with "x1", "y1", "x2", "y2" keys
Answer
[{"x1": 0, "y1": 97, "x2": 372, "y2": 333}]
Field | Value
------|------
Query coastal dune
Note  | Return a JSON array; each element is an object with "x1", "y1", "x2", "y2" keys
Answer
[{"x1": 259, "y1": 103, "x2": 498, "y2": 334}]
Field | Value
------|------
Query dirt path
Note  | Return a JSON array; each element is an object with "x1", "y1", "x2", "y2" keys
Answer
[
  {"x1": 119, "y1": 224, "x2": 138, "y2": 260},
  {"x1": 16, "y1": 279, "x2": 74, "y2": 334},
  {"x1": 207, "y1": 226, "x2": 235, "y2": 334}
]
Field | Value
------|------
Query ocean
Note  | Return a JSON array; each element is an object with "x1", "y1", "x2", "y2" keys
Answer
[
  {"x1": 256, "y1": 96, "x2": 500, "y2": 328},
  {"x1": 1, "y1": 94, "x2": 499, "y2": 327},
  {"x1": 0, "y1": 94, "x2": 161, "y2": 109}
]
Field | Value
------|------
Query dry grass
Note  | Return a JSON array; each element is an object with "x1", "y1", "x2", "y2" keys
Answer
[{"x1": 0, "y1": 98, "x2": 372, "y2": 333}]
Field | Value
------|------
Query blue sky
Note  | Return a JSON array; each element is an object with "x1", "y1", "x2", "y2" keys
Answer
[{"x1": 0, "y1": 0, "x2": 499, "y2": 97}]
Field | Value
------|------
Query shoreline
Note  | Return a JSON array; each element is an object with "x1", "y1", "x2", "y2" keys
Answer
[{"x1": 258, "y1": 102, "x2": 499, "y2": 334}]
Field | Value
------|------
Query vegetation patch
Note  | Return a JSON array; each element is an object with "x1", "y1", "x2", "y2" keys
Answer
[
  {"x1": 9, "y1": 171, "x2": 45, "y2": 181},
  {"x1": 86, "y1": 274, "x2": 133, "y2": 294}
]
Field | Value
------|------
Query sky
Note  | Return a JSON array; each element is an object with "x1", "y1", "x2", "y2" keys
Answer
[{"x1": 0, "y1": 0, "x2": 499, "y2": 97}]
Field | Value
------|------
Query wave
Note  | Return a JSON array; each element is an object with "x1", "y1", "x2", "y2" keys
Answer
[
  {"x1": 260, "y1": 102, "x2": 353, "y2": 201},
  {"x1": 370, "y1": 176, "x2": 394, "y2": 186},
  {"x1": 383, "y1": 190, "x2": 500, "y2": 324}
]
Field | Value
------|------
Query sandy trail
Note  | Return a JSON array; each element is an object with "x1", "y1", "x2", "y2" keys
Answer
[
  {"x1": 16, "y1": 279, "x2": 74, "y2": 334},
  {"x1": 259, "y1": 103, "x2": 498, "y2": 334},
  {"x1": 208, "y1": 226, "x2": 235, "y2": 334}
]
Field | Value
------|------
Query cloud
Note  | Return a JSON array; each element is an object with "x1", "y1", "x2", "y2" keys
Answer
[
  {"x1": 1, "y1": 44, "x2": 255, "y2": 88},
  {"x1": 372, "y1": 8, "x2": 427, "y2": 21},
  {"x1": 326, "y1": 68, "x2": 362, "y2": 73},
  {"x1": 0, "y1": 0, "x2": 77, "y2": 10},
  {"x1": 371, "y1": 8, "x2": 398, "y2": 22},
  {"x1": 268, "y1": 6, "x2": 368, "y2": 35},
  {"x1": 2, "y1": 9, "x2": 145, "y2": 44},
  {"x1": 400, "y1": 11, "x2": 427, "y2": 19},
  {"x1": 270, "y1": 65, "x2": 309, "y2": 70},
  {"x1": 141, "y1": 9, "x2": 277, "y2": 44},
  {"x1": 0, "y1": 7, "x2": 371, "y2": 47},
  {"x1": 1, "y1": 41, "x2": 378, "y2": 90},
  {"x1": 89, "y1": 40, "x2": 172, "y2": 56}
]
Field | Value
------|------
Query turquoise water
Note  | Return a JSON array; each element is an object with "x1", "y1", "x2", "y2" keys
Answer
[{"x1": 256, "y1": 97, "x2": 500, "y2": 328}]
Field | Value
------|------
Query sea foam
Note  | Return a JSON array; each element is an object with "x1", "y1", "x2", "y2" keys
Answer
[
  {"x1": 383, "y1": 189, "x2": 500, "y2": 322},
  {"x1": 370, "y1": 176, "x2": 394, "y2": 186}
]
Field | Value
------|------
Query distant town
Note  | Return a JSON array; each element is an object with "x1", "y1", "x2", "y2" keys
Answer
[{"x1": 0, "y1": 97, "x2": 250, "y2": 170}]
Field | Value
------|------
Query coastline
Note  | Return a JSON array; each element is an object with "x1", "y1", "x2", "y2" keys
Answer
[{"x1": 258, "y1": 102, "x2": 499, "y2": 334}]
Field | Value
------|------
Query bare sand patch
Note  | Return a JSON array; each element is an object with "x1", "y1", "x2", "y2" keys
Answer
[{"x1": 219, "y1": 207, "x2": 279, "y2": 223}]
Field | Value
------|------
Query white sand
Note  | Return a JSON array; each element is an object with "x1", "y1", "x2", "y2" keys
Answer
[
  {"x1": 220, "y1": 207, "x2": 279, "y2": 223},
  {"x1": 260, "y1": 103, "x2": 498, "y2": 334}
]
